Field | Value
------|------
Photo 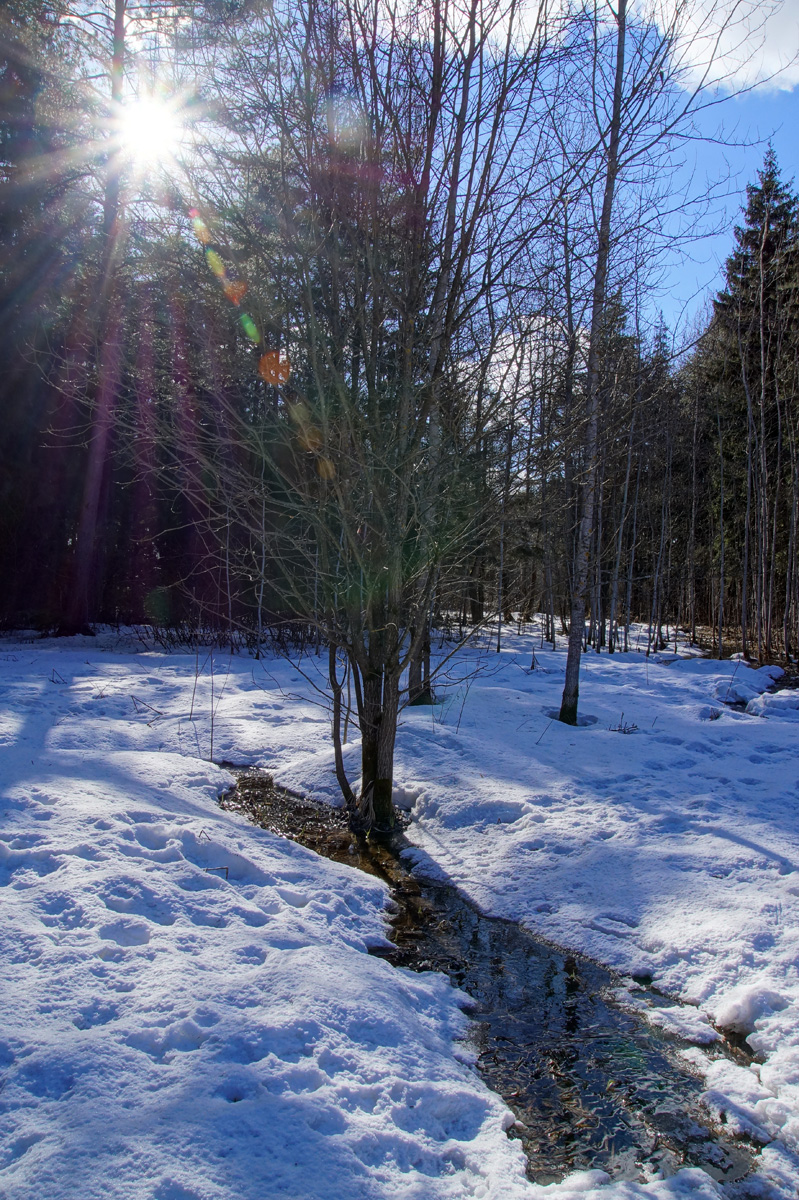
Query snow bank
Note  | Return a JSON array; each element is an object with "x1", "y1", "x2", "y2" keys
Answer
[
  {"x1": 746, "y1": 690, "x2": 799, "y2": 720},
  {"x1": 702, "y1": 663, "x2": 783, "y2": 706},
  {"x1": 0, "y1": 645, "x2": 534, "y2": 1200},
  {"x1": 2, "y1": 628, "x2": 797, "y2": 1198},
  {"x1": 713, "y1": 985, "x2": 790, "y2": 1036}
]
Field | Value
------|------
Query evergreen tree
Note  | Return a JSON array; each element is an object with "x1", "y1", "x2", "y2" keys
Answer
[{"x1": 710, "y1": 149, "x2": 799, "y2": 657}]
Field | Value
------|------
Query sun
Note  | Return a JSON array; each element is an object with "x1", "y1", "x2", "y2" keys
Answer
[{"x1": 118, "y1": 95, "x2": 185, "y2": 167}]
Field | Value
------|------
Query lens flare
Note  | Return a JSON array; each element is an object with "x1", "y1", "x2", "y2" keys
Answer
[
  {"x1": 190, "y1": 211, "x2": 211, "y2": 244},
  {"x1": 224, "y1": 279, "x2": 247, "y2": 305},
  {"x1": 240, "y1": 314, "x2": 260, "y2": 343},
  {"x1": 206, "y1": 249, "x2": 225, "y2": 277},
  {"x1": 118, "y1": 95, "x2": 184, "y2": 165},
  {"x1": 188, "y1": 207, "x2": 261, "y2": 350},
  {"x1": 258, "y1": 351, "x2": 291, "y2": 385}
]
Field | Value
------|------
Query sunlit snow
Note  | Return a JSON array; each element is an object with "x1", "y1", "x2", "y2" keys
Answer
[{"x1": 1, "y1": 624, "x2": 798, "y2": 1198}]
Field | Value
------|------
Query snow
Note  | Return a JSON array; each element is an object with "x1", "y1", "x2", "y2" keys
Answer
[
  {"x1": 1, "y1": 625, "x2": 798, "y2": 1199},
  {"x1": 746, "y1": 690, "x2": 799, "y2": 721}
]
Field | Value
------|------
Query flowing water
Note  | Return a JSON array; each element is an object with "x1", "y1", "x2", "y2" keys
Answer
[{"x1": 220, "y1": 770, "x2": 754, "y2": 1190}]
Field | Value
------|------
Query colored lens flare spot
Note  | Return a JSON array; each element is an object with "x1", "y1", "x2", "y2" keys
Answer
[
  {"x1": 240, "y1": 314, "x2": 260, "y2": 343},
  {"x1": 224, "y1": 279, "x2": 247, "y2": 305},
  {"x1": 206, "y1": 249, "x2": 225, "y2": 278},
  {"x1": 191, "y1": 215, "x2": 211, "y2": 245},
  {"x1": 298, "y1": 426, "x2": 323, "y2": 452},
  {"x1": 258, "y1": 351, "x2": 291, "y2": 385}
]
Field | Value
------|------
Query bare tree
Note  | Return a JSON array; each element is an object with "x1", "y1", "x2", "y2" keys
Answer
[
  {"x1": 174, "y1": 0, "x2": 556, "y2": 832},
  {"x1": 556, "y1": 0, "x2": 761, "y2": 722}
]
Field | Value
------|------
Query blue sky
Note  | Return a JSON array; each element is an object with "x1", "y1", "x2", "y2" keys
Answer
[{"x1": 653, "y1": 2, "x2": 799, "y2": 341}]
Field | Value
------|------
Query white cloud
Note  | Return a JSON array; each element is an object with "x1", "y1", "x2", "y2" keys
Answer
[{"x1": 670, "y1": 0, "x2": 799, "y2": 93}]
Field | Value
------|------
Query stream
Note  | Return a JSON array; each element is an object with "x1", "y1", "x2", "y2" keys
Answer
[{"x1": 220, "y1": 769, "x2": 754, "y2": 1191}]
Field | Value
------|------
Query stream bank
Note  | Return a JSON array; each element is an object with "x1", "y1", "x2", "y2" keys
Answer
[{"x1": 220, "y1": 769, "x2": 754, "y2": 1190}]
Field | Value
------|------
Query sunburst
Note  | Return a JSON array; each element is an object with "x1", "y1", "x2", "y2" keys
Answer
[{"x1": 117, "y1": 94, "x2": 186, "y2": 167}]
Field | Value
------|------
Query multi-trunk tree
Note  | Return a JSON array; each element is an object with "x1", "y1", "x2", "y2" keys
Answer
[
  {"x1": 167, "y1": 0, "x2": 556, "y2": 832},
  {"x1": 3, "y1": 0, "x2": 798, "y2": 838}
]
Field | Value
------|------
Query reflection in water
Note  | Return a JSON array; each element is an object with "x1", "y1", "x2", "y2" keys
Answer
[{"x1": 221, "y1": 770, "x2": 752, "y2": 1188}]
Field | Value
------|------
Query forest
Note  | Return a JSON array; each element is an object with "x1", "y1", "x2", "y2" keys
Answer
[
  {"x1": 1, "y1": 0, "x2": 797, "y2": 830},
  {"x1": 4, "y1": 6, "x2": 799, "y2": 1199}
]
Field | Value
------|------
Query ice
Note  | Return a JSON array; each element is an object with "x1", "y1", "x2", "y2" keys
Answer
[{"x1": 644, "y1": 1005, "x2": 720, "y2": 1045}]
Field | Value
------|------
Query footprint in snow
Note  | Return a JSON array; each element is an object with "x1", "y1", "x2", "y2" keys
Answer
[
  {"x1": 587, "y1": 912, "x2": 639, "y2": 937},
  {"x1": 0, "y1": 846, "x2": 60, "y2": 887},
  {"x1": 0, "y1": 1131, "x2": 46, "y2": 1169},
  {"x1": 126, "y1": 1018, "x2": 208, "y2": 1060},
  {"x1": 15, "y1": 1058, "x2": 75, "y2": 1099},
  {"x1": 598, "y1": 910, "x2": 638, "y2": 927},
  {"x1": 230, "y1": 905, "x2": 270, "y2": 927},
  {"x1": 277, "y1": 886, "x2": 310, "y2": 908},
  {"x1": 124, "y1": 809, "x2": 160, "y2": 824},
  {"x1": 133, "y1": 825, "x2": 172, "y2": 850},
  {"x1": 73, "y1": 1001, "x2": 118, "y2": 1029},
  {"x1": 214, "y1": 1074, "x2": 263, "y2": 1104},
  {"x1": 153, "y1": 1177, "x2": 206, "y2": 1200},
  {"x1": 37, "y1": 893, "x2": 85, "y2": 930},
  {"x1": 98, "y1": 918, "x2": 151, "y2": 946},
  {"x1": 235, "y1": 944, "x2": 267, "y2": 964},
  {"x1": 5, "y1": 833, "x2": 45, "y2": 850},
  {"x1": 683, "y1": 740, "x2": 718, "y2": 756},
  {"x1": 101, "y1": 880, "x2": 175, "y2": 926}
]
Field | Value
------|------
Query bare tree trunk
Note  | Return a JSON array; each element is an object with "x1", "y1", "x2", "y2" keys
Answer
[
  {"x1": 593, "y1": 468, "x2": 604, "y2": 651},
  {"x1": 757, "y1": 205, "x2": 770, "y2": 659},
  {"x1": 717, "y1": 411, "x2": 725, "y2": 659},
  {"x1": 329, "y1": 643, "x2": 356, "y2": 813},
  {"x1": 767, "y1": 368, "x2": 783, "y2": 657},
  {"x1": 688, "y1": 388, "x2": 699, "y2": 644},
  {"x1": 496, "y1": 417, "x2": 514, "y2": 653},
  {"x1": 608, "y1": 407, "x2": 635, "y2": 652},
  {"x1": 560, "y1": 0, "x2": 626, "y2": 724},
  {"x1": 624, "y1": 457, "x2": 641, "y2": 652},
  {"x1": 785, "y1": 438, "x2": 798, "y2": 660},
  {"x1": 359, "y1": 667, "x2": 399, "y2": 838},
  {"x1": 738, "y1": 328, "x2": 754, "y2": 658}
]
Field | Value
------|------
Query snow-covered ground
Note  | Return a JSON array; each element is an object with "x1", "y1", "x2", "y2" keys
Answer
[{"x1": 1, "y1": 625, "x2": 797, "y2": 1199}]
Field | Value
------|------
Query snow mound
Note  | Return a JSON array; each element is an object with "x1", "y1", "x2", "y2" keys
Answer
[
  {"x1": 713, "y1": 985, "x2": 789, "y2": 1035},
  {"x1": 711, "y1": 663, "x2": 784, "y2": 706},
  {"x1": 746, "y1": 689, "x2": 799, "y2": 720}
]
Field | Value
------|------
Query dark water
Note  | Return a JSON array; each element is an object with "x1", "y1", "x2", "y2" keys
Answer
[{"x1": 221, "y1": 770, "x2": 753, "y2": 1189}]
